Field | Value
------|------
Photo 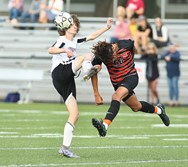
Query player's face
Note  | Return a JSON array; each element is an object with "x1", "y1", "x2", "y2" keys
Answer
[
  {"x1": 112, "y1": 43, "x2": 119, "y2": 55},
  {"x1": 66, "y1": 23, "x2": 78, "y2": 35}
]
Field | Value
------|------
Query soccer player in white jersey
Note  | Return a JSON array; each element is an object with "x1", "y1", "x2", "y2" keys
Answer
[{"x1": 48, "y1": 15, "x2": 112, "y2": 158}]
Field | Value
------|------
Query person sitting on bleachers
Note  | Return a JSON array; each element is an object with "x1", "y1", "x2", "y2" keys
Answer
[
  {"x1": 110, "y1": 6, "x2": 132, "y2": 43},
  {"x1": 129, "y1": 13, "x2": 138, "y2": 39},
  {"x1": 20, "y1": 0, "x2": 42, "y2": 23},
  {"x1": 8, "y1": 0, "x2": 24, "y2": 24},
  {"x1": 126, "y1": 0, "x2": 144, "y2": 20},
  {"x1": 39, "y1": 0, "x2": 63, "y2": 23},
  {"x1": 152, "y1": 17, "x2": 170, "y2": 48},
  {"x1": 134, "y1": 15, "x2": 153, "y2": 54}
]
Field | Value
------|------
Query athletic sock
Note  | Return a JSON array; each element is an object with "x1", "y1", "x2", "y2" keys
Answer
[
  {"x1": 82, "y1": 60, "x2": 93, "y2": 74},
  {"x1": 154, "y1": 106, "x2": 162, "y2": 114},
  {"x1": 103, "y1": 100, "x2": 120, "y2": 127},
  {"x1": 139, "y1": 101, "x2": 155, "y2": 113},
  {"x1": 63, "y1": 122, "x2": 74, "y2": 148},
  {"x1": 139, "y1": 101, "x2": 162, "y2": 114},
  {"x1": 103, "y1": 119, "x2": 112, "y2": 130}
]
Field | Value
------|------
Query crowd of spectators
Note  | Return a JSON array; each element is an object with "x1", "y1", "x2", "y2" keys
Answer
[
  {"x1": 110, "y1": 0, "x2": 180, "y2": 106},
  {"x1": 7, "y1": 0, "x2": 63, "y2": 24}
]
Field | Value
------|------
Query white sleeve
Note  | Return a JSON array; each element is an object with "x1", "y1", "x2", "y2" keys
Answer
[
  {"x1": 52, "y1": 37, "x2": 65, "y2": 48},
  {"x1": 152, "y1": 25, "x2": 157, "y2": 40},
  {"x1": 161, "y1": 26, "x2": 168, "y2": 42}
]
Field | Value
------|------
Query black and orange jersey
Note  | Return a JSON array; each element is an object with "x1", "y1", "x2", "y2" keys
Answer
[
  {"x1": 92, "y1": 40, "x2": 137, "y2": 85},
  {"x1": 106, "y1": 48, "x2": 136, "y2": 84}
]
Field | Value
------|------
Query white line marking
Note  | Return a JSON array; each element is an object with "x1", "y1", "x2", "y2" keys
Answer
[
  {"x1": 152, "y1": 124, "x2": 188, "y2": 128},
  {"x1": 163, "y1": 138, "x2": 188, "y2": 141},
  {"x1": 0, "y1": 159, "x2": 188, "y2": 167},
  {"x1": 0, "y1": 134, "x2": 188, "y2": 139},
  {"x1": 0, "y1": 132, "x2": 18, "y2": 134},
  {"x1": 0, "y1": 145, "x2": 187, "y2": 150}
]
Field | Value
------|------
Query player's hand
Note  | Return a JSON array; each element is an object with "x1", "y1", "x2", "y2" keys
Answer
[
  {"x1": 95, "y1": 94, "x2": 103, "y2": 105},
  {"x1": 65, "y1": 49, "x2": 74, "y2": 57},
  {"x1": 165, "y1": 56, "x2": 171, "y2": 62},
  {"x1": 106, "y1": 17, "x2": 113, "y2": 29}
]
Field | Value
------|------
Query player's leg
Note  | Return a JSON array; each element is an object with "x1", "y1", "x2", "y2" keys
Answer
[
  {"x1": 52, "y1": 64, "x2": 79, "y2": 158},
  {"x1": 124, "y1": 94, "x2": 170, "y2": 126},
  {"x1": 92, "y1": 86, "x2": 129, "y2": 136},
  {"x1": 92, "y1": 74, "x2": 138, "y2": 136},
  {"x1": 82, "y1": 54, "x2": 101, "y2": 81}
]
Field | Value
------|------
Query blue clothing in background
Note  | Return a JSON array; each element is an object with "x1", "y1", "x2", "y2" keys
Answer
[{"x1": 161, "y1": 50, "x2": 180, "y2": 78}]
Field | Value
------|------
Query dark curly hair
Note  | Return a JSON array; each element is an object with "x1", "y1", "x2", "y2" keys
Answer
[
  {"x1": 92, "y1": 41, "x2": 113, "y2": 64},
  {"x1": 58, "y1": 14, "x2": 80, "y2": 36}
]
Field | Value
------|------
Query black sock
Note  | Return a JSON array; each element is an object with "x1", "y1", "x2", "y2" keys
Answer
[
  {"x1": 139, "y1": 101, "x2": 155, "y2": 113},
  {"x1": 104, "y1": 100, "x2": 120, "y2": 122}
]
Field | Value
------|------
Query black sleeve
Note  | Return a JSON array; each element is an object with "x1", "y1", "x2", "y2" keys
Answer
[
  {"x1": 92, "y1": 57, "x2": 102, "y2": 66},
  {"x1": 77, "y1": 37, "x2": 86, "y2": 44}
]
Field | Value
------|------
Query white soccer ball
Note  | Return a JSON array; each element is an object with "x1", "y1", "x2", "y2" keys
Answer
[{"x1": 54, "y1": 12, "x2": 73, "y2": 30}]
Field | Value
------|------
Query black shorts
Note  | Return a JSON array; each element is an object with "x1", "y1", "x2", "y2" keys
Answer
[
  {"x1": 113, "y1": 73, "x2": 139, "y2": 102},
  {"x1": 52, "y1": 63, "x2": 76, "y2": 103}
]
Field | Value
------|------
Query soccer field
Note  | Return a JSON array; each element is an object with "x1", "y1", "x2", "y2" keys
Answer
[{"x1": 0, "y1": 103, "x2": 187, "y2": 167}]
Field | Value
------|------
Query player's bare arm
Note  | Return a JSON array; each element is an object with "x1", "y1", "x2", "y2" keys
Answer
[
  {"x1": 86, "y1": 17, "x2": 113, "y2": 41},
  {"x1": 48, "y1": 47, "x2": 74, "y2": 57},
  {"x1": 91, "y1": 67, "x2": 103, "y2": 105}
]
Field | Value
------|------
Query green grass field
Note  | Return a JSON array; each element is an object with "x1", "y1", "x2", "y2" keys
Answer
[{"x1": 0, "y1": 102, "x2": 187, "y2": 167}]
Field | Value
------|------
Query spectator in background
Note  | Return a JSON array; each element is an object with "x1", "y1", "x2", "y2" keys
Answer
[
  {"x1": 39, "y1": 0, "x2": 63, "y2": 23},
  {"x1": 134, "y1": 15, "x2": 153, "y2": 54},
  {"x1": 20, "y1": 0, "x2": 42, "y2": 23},
  {"x1": 161, "y1": 43, "x2": 181, "y2": 107},
  {"x1": 126, "y1": 0, "x2": 144, "y2": 20},
  {"x1": 129, "y1": 13, "x2": 138, "y2": 38},
  {"x1": 142, "y1": 42, "x2": 160, "y2": 104},
  {"x1": 152, "y1": 17, "x2": 170, "y2": 48},
  {"x1": 110, "y1": 6, "x2": 132, "y2": 43},
  {"x1": 8, "y1": 0, "x2": 24, "y2": 24}
]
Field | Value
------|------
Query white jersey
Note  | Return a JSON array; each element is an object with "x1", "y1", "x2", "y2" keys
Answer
[{"x1": 51, "y1": 35, "x2": 86, "y2": 72}]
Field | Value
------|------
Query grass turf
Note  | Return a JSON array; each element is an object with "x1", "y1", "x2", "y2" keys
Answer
[{"x1": 0, "y1": 102, "x2": 187, "y2": 167}]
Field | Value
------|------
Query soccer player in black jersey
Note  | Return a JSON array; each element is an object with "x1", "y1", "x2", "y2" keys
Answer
[{"x1": 88, "y1": 39, "x2": 170, "y2": 137}]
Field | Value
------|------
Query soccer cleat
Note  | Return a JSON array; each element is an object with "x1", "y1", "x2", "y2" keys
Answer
[
  {"x1": 157, "y1": 103, "x2": 170, "y2": 126},
  {"x1": 58, "y1": 147, "x2": 80, "y2": 158},
  {"x1": 83, "y1": 66, "x2": 99, "y2": 81},
  {"x1": 92, "y1": 118, "x2": 107, "y2": 137}
]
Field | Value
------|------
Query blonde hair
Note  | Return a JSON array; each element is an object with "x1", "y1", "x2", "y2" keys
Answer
[
  {"x1": 146, "y1": 42, "x2": 158, "y2": 54},
  {"x1": 117, "y1": 6, "x2": 126, "y2": 17}
]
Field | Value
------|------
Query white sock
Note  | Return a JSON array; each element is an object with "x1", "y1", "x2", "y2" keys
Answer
[
  {"x1": 63, "y1": 122, "x2": 74, "y2": 148},
  {"x1": 103, "y1": 122, "x2": 108, "y2": 130},
  {"x1": 156, "y1": 107, "x2": 162, "y2": 114},
  {"x1": 82, "y1": 60, "x2": 93, "y2": 74}
]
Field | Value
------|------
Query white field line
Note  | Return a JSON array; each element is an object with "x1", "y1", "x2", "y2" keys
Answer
[
  {"x1": 0, "y1": 134, "x2": 188, "y2": 139},
  {"x1": 0, "y1": 159, "x2": 188, "y2": 167},
  {"x1": 152, "y1": 124, "x2": 188, "y2": 128},
  {"x1": 163, "y1": 138, "x2": 188, "y2": 141},
  {"x1": 1, "y1": 109, "x2": 188, "y2": 119},
  {"x1": 0, "y1": 145, "x2": 188, "y2": 151}
]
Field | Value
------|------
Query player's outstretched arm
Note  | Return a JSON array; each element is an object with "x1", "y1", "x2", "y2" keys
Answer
[
  {"x1": 48, "y1": 47, "x2": 74, "y2": 57},
  {"x1": 91, "y1": 72, "x2": 103, "y2": 105},
  {"x1": 86, "y1": 18, "x2": 113, "y2": 41}
]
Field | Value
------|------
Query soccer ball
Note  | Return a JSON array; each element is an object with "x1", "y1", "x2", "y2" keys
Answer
[{"x1": 54, "y1": 12, "x2": 73, "y2": 30}]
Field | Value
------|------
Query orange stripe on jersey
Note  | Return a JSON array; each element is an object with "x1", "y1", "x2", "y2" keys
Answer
[{"x1": 105, "y1": 50, "x2": 136, "y2": 84}]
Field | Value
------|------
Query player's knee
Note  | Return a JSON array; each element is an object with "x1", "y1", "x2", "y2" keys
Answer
[
  {"x1": 75, "y1": 112, "x2": 79, "y2": 120},
  {"x1": 112, "y1": 93, "x2": 121, "y2": 101},
  {"x1": 131, "y1": 107, "x2": 139, "y2": 112},
  {"x1": 130, "y1": 103, "x2": 142, "y2": 112}
]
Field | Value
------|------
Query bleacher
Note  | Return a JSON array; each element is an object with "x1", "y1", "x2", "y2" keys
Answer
[{"x1": 0, "y1": 19, "x2": 188, "y2": 104}]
